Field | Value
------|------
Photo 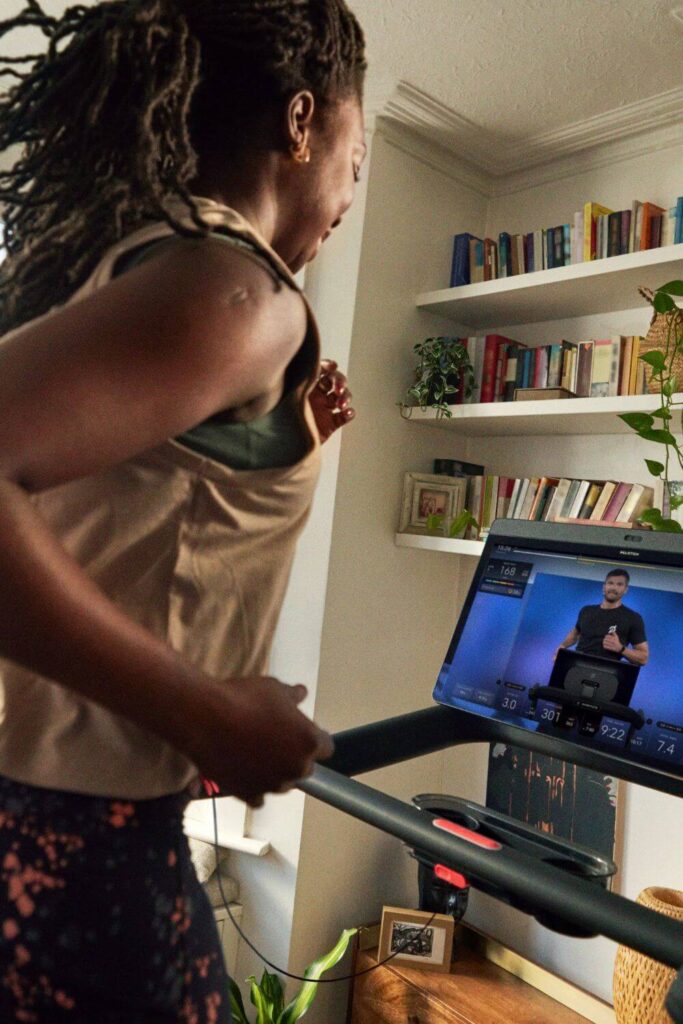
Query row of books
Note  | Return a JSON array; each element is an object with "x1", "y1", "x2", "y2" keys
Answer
[
  {"x1": 450, "y1": 196, "x2": 683, "y2": 287},
  {"x1": 455, "y1": 333, "x2": 649, "y2": 405},
  {"x1": 465, "y1": 474, "x2": 654, "y2": 540}
]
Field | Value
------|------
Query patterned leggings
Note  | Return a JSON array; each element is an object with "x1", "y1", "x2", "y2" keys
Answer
[{"x1": 0, "y1": 773, "x2": 232, "y2": 1023}]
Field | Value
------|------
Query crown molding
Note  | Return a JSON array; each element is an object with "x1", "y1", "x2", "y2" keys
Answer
[
  {"x1": 380, "y1": 80, "x2": 683, "y2": 179},
  {"x1": 489, "y1": 118, "x2": 683, "y2": 197},
  {"x1": 375, "y1": 117, "x2": 493, "y2": 198}
]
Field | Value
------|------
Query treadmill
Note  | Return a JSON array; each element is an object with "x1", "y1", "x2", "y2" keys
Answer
[{"x1": 298, "y1": 521, "x2": 683, "y2": 1019}]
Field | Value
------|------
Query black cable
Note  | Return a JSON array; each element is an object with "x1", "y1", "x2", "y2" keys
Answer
[{"x1": 210, "y1": 793, "x2": 440, "y2": 983}]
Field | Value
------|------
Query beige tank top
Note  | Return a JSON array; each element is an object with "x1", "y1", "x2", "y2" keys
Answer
[{"x1": 0, "y1": 198, "x2": 322, "y2": 798}]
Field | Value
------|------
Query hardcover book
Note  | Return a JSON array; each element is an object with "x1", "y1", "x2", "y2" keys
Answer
[
  {"x1": 450, "y1": 232, "x2": 480, "y2": 287},
  {"x1": 583, "y1": 201, "x2": 613, "y2": 260},
  {"x1": 589, "y1": 339, "x2": 613, "y2": 398},
  {"x1": 640, "y1": 202, "x2": 666, "y2": 250},
  {"x1": 575, "y1": 341, "x2": 594, "y2": 397}
]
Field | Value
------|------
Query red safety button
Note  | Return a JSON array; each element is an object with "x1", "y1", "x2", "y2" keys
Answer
[
  {"x1": 435, "y1": 864, "x2": 468, "y2": 889},
  {"x1": 432, "y1": 818, "x2": 502, "y2": 851}
]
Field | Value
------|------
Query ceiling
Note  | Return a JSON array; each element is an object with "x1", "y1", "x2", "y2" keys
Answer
[
  {"x1": 3, "y1": 1, "x2": 683, "y2": 175},
  {"x1": 355, "y1": 0, "x2": 683, "y2": 138}
]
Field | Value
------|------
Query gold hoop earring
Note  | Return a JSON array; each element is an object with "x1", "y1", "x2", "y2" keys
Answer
[{"x1": 290, "y1": 142, "x2": 311, "y2": 164}]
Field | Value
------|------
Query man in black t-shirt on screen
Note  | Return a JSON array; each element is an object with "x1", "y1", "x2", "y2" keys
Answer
[{"x1": 556, "y1": 569, "x2": 649, "y2": 666}]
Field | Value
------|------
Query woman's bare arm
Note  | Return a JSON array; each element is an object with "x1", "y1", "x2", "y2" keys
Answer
[{"x1": 0, "y1": 240, "x2": 331, "y2": 802}]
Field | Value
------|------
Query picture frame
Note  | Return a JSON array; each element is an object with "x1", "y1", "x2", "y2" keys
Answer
[
  {"x1": 486, "y1": 743, "x2": 623, "y2": 890},
  {"x1": 377, "y1": 905, "x2": 454, "y2": 973},
  {"x1": 398, "y1": 472, "x2": 467, "y2": 535}
]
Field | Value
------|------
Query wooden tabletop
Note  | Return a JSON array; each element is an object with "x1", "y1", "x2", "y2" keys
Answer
[{"x1": 351, "y1": 947, "x2": 593, "y2": 1024}]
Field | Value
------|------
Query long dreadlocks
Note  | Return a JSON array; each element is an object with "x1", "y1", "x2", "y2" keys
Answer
[{"x1": 0, "y1": 0, "x2": 366, "y2": 334}]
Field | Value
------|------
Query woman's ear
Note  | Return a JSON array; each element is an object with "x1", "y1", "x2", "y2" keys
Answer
[{"x1": 286, "y1": 90, "x2": 316, "y2": 162}]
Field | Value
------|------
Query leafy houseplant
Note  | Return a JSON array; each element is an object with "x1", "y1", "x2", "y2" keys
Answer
[
  {"x1": 619, "y1": 281, "x2": 683, "y2": 532},
  {"x1": 401, "y1": 336, "x2": 475, "y2": 418},
  {"x1": 400, "y1": 336, "x2": 479, "y2": 538},
  {"x1": 229, "y1": 927, "x2": 357, "y2": 1024}
]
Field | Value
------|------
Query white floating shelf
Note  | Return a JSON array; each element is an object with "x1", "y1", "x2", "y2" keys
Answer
[
  {"x1": 395, "y1": 532, "x2": 485, "y2": 556},
  {"x1": 402, "y1": 393, "x2": 683, "y2": 437},
  {"x1": 416, "y1": 244, "x2": 683, "y2": 329}
]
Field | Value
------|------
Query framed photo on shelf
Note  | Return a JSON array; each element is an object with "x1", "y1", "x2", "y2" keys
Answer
[
  {"x1": 398, "y1": 472, "x2": 466, "y2": 534},
  {"x1": 378, "y1": 905, "x2": 454, "y2": 973}
]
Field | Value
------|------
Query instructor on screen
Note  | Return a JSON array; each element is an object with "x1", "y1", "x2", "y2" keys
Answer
[{"x1": 556, "y1": 569, "x2": 649, "y2": 666}]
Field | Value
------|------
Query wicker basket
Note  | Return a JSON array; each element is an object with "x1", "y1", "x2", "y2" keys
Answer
[
  {"x1": 613, "y1": 887, "x2": 683, "y2": 1023},
  {"x1": 638, "y1": 289, "x2": 683, "y2": 395}
]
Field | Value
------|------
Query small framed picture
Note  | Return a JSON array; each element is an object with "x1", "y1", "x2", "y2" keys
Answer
[
  {"x1": 378, "y1": 905, "x2": 454, "y2": 973},
  {"x1": 398, "y1": 472, "x2": 466, "y2": 534}
]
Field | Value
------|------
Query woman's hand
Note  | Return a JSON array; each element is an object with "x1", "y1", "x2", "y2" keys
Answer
[
  {"x1": 309, "y1": 358, "x2": 355, "y2": 443},
  {"x1": 184, "y1": 675, "x2": 334, "y2": 807}
]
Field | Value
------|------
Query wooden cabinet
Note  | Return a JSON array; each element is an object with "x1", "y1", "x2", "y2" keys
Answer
[{"x1": 349, "y1": 947, "x2": 594, "y2": 1024}]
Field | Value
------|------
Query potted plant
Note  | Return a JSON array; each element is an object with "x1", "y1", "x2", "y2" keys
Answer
[
  {"x1": 619, "y1": 280, "x2": 683, "y2": 532},
  {"x1": 401, "y1": 336, "x2": 475, "y2": 418},
  {"x1": 229, "y1": 927, "x2": 357, "y2": 1024}
]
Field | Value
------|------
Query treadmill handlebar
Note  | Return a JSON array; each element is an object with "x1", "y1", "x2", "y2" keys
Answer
[
  {"x1": 298, "y1": 763, "x2": 683, "y2": 974},
  {"x1": 323, "y1": 704, "x2": 683, "y2": 798}
]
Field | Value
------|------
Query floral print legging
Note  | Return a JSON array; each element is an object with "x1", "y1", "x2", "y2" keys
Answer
[{"x1": 0, "y1": 773, "x2": 232, "y2": 1022}]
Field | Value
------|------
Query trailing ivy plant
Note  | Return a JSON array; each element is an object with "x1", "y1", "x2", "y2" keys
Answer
[
  {"x1": 619, "y1": 281, "x2": 683, "y2": 533},
  {"x1": 228, "y1": 927, "x2": 357, "y2": 1024},
  {"x1": 401, "y1": 336, "x2": 475, "y2": 418}
]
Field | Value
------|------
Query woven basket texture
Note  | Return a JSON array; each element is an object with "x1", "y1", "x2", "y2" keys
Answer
[
  {"x1": 639, "y1": 305, "x2": 683, "y2": 395},
  {"x1": 613, "y1": 887, "x2": 683, "y2": 1023}
]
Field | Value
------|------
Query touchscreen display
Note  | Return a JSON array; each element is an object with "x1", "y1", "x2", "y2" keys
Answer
[{"x1": 433, "y1": 542, "x2": 683, "y2": 775}]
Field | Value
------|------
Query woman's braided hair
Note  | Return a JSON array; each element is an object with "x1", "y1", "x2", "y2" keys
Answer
[{"x1": 0, "y1": 0, "x2": 366, "y2": 333}]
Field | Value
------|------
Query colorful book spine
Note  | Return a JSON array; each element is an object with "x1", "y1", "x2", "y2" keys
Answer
[
  {"x1": 640, "y1": 203, "x2": 666, "y2": 250},
  {"x1": 575, "y1": 341, "x2": 594, "y2": 397},
  {"x1": 480, "y1": 336, "x2": 502, "y2": 403},
  {"x1": 583, "y1": 202, "x2": 614, "y2": 260},
  {"x1": 498, "y1": 232, "x2": 512, "y2": 278},
  {"x1": 602, "y1": 482, "x2": 633, "y2": 522},
  {"x1": 590, "y1": 339, "x2": 612, "y2": 398},
  {"x1": 470, "y1": 237, "x2": 485, "y2": 283},
  {"x1": 450, "y1": 232, "x2": 479, "y2": 287},
  {"x1": 675, "y1": 196, "x2": 683, "y2": 245}
]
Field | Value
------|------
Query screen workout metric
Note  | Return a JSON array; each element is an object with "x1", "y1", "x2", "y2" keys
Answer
[
  {"x1": 480, "y1": 558, "x2": 533, "y2": 599},
  {"x1": 433, "y1": 544, "x2": 683, "y2": 775}
]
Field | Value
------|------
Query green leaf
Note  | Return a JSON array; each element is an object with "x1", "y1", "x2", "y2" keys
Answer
[
  {"x1": 278, "y1": 928, "x2": 357, "y2": 1024},
  {"x1": 638, "y1": 507, "x2": 663, "y2": 525},
  {"x1": 657, "y1": 280, "x2": 683, "y2": 296},
  {"x1": 426, "y1": 513, "x2": 445, "y2": 534},
  {"x1": 639, "y1": 350, "x2": 667, "y2": 372},
  {"x1": 228, "y1": 978, "x2": 251, "y2": 1024},
  {"x1": 670, "y1": 494, "x2": 683, "y2": 511},
  {"x1": 260, "y1": 972, "x2": 285, "y2": 1019},
  {"x1": 448, "y1": 510, "x2": 479, "y2": 538},
  {"x1": 653, "y1": 291, "x2": 676, "y2": 314},
  {"x1": 651, "y1": 516, "x2": 683, "y2": 533},
  {"x1": 639, "y1": 428, "x2": 677, "y2": 445},
  {"x1": 645, "y1": 459, "x2": 665, "y2": 476},
  {"x1": 619, "y1": 412, "x2": 654, "y2": 431},
  {"x1": 650, "y1": 406, "x2": 672, "y2": 420},
  {"x1": 663, "y1": 376, "x2": 677, "y2": 397},
  {"x1": 249, "y1": 976, "x2": 275, "y2": 1024}
]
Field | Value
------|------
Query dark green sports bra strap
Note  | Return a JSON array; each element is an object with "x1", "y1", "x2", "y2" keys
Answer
[{"x1": 113, "y1": 228, "x2": 297, "y2": 292}]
